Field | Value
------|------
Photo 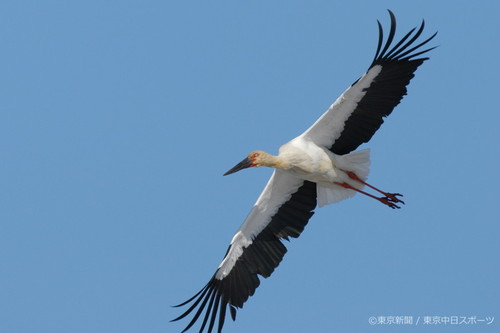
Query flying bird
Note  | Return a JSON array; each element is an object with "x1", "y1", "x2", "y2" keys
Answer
[{"x1": 172, "y1": 10, "x2": 436, "y2": 333}]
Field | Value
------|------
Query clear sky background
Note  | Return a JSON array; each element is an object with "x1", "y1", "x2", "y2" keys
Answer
[{"x1": 1, "y1": 1, "x2": 499, "y2": 333}]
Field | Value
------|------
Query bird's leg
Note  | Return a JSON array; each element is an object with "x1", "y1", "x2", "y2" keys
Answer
[
  {"x1": 338, "y1": 169, "x2": 405, "y2": 206},
  {"x1": 333, "y1": 181, "x2": 401, "y2": 209},
  {"x1": 340, "y1": 170, "x2": 405, "y2": 205}
]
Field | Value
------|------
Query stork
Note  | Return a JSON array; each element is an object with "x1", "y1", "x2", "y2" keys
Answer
[{"x1": 172, "y1": 10, "x2": 436, "y2": 333}]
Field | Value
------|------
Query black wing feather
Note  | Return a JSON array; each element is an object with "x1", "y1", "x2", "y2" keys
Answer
[
  {"x1": 330, "y1": 10, "x2": 437, "y2": 155},
  {"x1": 172, "y1": 181, "x2": 316, "y2": 333}
]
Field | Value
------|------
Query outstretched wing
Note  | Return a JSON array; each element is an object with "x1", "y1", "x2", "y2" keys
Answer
[
  {"x1": 300, "y1": 9, "x2": 437, "y2": 155},
  {"x1": 172, "y1": 171, "x2": 316, "y2": 333}
]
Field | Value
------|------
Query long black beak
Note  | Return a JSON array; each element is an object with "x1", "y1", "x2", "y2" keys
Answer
[{"x1": 223, "y1": 157, "x2": 253, "y2": 176}]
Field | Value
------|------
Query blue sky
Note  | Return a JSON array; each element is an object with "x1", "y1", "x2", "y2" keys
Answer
[{"x1": 1, "y1": 1, "x2": 499, "y2": 333}]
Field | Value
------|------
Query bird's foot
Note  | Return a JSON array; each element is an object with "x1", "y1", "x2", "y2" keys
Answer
[
  {"x1": 379, "y1": 196, "x2": 402, "y2": 209},
  {"x1": 385, "y1": 193, "x2": 405, "y2": 204}
]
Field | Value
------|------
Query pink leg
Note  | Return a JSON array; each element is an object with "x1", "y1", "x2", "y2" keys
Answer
[
  {"x1": 334, "y1": 181, "x2": 402, "y2": 209},
  {"x1": 334, "y1": 169, "x2": 405, "y2": 209}
]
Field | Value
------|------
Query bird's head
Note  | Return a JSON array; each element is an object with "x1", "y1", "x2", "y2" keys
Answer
[{"x1": 223, "y1": 150, "x2": 270, "y2": 176}]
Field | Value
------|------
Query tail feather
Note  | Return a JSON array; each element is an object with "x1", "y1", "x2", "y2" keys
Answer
[
  {"x1": 336, "y1": 148, "x2": 371, "y2": 180},
  {"x1": 317, "y1": 149, "x2": 371, "y2": 208}
]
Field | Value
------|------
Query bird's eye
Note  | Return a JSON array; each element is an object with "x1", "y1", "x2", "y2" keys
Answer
[{"x1": 252, "y1": 153, "x2": 260, "y2": 159}]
